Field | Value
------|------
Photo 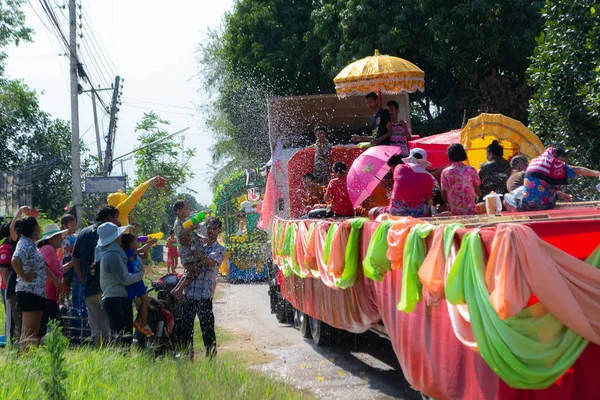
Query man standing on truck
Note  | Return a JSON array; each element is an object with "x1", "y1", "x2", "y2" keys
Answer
[
  {"x1": 313, "y1": 126, "x2": 332, "y2": 186},
  {"x1": 352, "y1": 92, "x2": 393, "y2": 146}
]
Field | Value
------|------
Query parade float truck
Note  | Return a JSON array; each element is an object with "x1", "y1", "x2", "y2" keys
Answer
[
  {"x1": 259, "y1": 91, "x2": 600, "y2": 400},
  {"x1": 213, "y1": 169, "x2": 270, "y2": 282}
]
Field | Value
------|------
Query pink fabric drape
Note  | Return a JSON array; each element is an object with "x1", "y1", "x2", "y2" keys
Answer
[
  {"x1": 486, "y1": 224, "x2": 600, "y2": 344},
  {"x1": 327, "y1": 220, "x2": 352, "y2": 279}
]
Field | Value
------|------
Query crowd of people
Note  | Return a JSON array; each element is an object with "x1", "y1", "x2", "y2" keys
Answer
[
  {"x1": 0, "y1": 178, "x2": 225, "y2": 360},
  {"x1": 299, "y1": 92, "x2": 600, "y2": 219}
]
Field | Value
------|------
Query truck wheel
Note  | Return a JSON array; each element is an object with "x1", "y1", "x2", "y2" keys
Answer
[
  {"x1": 296, "y1": 310, "x2": 311, "y2": 338},
  {"x1": 310, "y1": 316, "x2": 331, "y2": 346},
  {"x1": 275, "y1": 300, "x2": 294, "y2": 324}
]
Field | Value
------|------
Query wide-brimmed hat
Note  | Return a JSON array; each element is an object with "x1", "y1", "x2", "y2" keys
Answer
[
  {"x1": 97, "y1": 222, "x2": 130, "y2": 247},
  {"x1": 402, "y1": 148, "x2": 432, "y2": 168},
  {"x1": 37, "y1": 224, "x2": 68, "y2": 243}
]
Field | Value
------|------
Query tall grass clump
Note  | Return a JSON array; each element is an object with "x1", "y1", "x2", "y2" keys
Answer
[{"x1": 42, "y1": 320, "x2": 69, "y2": 400}]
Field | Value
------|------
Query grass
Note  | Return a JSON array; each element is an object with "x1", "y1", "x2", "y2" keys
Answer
[
  {"x1": 0, "y1": 290, "x2": 310, "y2": 400},
  {"x1": 0, "y1": 345, "x2": 307, "y2": 400}
]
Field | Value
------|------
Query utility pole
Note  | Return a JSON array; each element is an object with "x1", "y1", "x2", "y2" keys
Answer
[
  {"x1": 69, "y1": 0, "x2": 83, "y2": 228},
  {"x1": 180, "y1": 134, "x2": 186, "y2": 194},
  {"x1": 104, "y1": 75, "x2": 121, "y2": 175},
  {"x1": 91, "y1": 87, "x2": 103, "y2": 170}
]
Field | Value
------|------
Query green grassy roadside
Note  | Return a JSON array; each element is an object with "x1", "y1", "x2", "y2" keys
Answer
[{"x1": 0, "y1": 284, "x2": 310, "y2": 400}]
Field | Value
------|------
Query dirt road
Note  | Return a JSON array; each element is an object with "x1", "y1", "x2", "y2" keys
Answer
[{"x1": 214, "y1": 282, "x2": 421, "y2": 400}]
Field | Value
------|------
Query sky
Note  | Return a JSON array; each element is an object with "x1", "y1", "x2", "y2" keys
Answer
[{"x1": 5, "y1": 0, "x2": 235, "y2": 206}]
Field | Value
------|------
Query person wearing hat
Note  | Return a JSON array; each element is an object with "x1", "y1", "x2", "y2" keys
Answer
[
  {"x1": 95, "y1": 222, "x2": 144, "y2": 345},
  {"x1": 106, "y1": 176, "x2": 165, "y2": 227},
  {"x1": 385, "y1": 148, "x2": 437, "y2": 217},
  {"x1": 37, "y1": 224, "x2": 72, "y2": 338}
]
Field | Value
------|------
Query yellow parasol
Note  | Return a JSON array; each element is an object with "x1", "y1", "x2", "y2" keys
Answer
[
  {"x1": 460, "y1": 113, "x2": 545, "y2": 170},
  {"x1": 334, "y1": 50, "x2": 425, "y2": 98}
]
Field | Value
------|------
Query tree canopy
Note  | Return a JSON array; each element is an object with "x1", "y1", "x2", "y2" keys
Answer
[
  {"x1": 528, "y1": 0, "x2": 600, "y2": 169},
  {"x1": 199, "y1": 0, "x2": 546, "y2": 184},
  {"x1": 130, "y1": 112, "x2": 196, "y2": 234},
  {"x1": 0, "y1": 0, "x2": 32, "y2": 74}
]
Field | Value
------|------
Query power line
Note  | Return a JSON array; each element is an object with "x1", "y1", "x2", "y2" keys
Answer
[
  {"x1": 122, "y1": 97, "x2": 197, "y2": 111},
  {"x1": 122, "y1": 102, "x2": 203, "y2": 118},
  {"x1": 80, "y1": 8, "x2": 118, "y2": 79}
]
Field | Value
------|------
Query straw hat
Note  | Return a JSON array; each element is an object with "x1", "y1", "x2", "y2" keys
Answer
[
  {"x1": 37, "y1": 224, "x2": 68, "y2": 243},
  {"x1": 97, "y1": 222, "x2": 130, "y2": 247}
]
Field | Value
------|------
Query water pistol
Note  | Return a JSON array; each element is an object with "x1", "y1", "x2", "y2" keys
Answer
[
  {"x1": 182, "y1": 211, "x2": 206, "y2": 229},
  {"x1": 137, "y1": 232, "x2": 164, "y2": 245}
]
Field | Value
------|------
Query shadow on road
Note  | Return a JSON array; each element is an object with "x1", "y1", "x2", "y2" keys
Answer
[{"x1": 306, "y1": 331, "x2": 422, "y2": 399}]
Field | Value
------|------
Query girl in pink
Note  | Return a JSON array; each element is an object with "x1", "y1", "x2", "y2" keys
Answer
[
  {"x1": 441, "y1": 144, "x2": 482, "y2": 216},
  {"x1": 37, "y1": 224, "x2": 73, "y2": 337}
]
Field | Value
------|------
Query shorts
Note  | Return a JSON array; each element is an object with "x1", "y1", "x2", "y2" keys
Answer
[
  {"x1": 125, "y1": 280, "x2": 148, "y2": 301},
  {"x1": 16, "y1": 291, "x2": 46, "y2": 312}
]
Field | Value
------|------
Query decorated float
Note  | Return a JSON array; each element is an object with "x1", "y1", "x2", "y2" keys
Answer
[
  {"x1": 259, "y1": 51, "x2": 600, "y2": 399},
  {"x1": 213, "y1": 169, "x2": 270, "y2": 281}
]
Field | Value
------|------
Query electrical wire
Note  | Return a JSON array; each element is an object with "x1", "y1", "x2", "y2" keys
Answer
[
  {"x1": 122, "y1": 102, "x2": 203, "y2": 118},
  {"x1": 122, "y1": 97, "x2": 197, "y2": 111}
]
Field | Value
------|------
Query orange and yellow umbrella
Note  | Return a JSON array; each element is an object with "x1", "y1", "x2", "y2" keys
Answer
[
  {"x1": 460, "y1": 113, "x2": 545, "y2": 169},
  {"x1": 334, "y1": 50, "x2": 425, "y2": 98}
]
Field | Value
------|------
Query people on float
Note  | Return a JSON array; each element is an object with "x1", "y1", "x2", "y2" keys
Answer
[
  {"x1": 122, "y1": 233, "x2": 156, "y2": 337},
  {"x1": 37, "y1": 224, "x2": 71, "y2": 338},
  {"x1": 351, "y1": 92, "x2": 392, "y2": 146},
  {"x1": 506, "y1": 155, "x2": 529, "y2": 192},
  {"x1": 166, "y1": 229, "x2": 179, "y2": 274},
  {"x1": 308, "y1": 161, "x2": 355, "y2": 218},
  {"x1": 95, "y1": 222, "x2": 143, "y2": 346},
  {"x1": 106, "y1": 176, "x2": 165, "y2": 227},
  {"x1": 478, "y1": 140, "x2": 511, "y2": 198},
  {"x1": 299, "y1": 173, "x2": 326, "y2": 215},
  {"x1": 441, "y1": 144, "x2": 483, "y2": 216},
  {"x1": 387, "y1": 100, "x2": 412, "y2": 156},
  {"x1": 312, "y1": 126, "x2": 332, "y2": 186},
  {"x1": 371, "y1": 148, "x2": 437, "y2": 218},
  {"x1": 505, "y1": 147, "x2": 600, "y2": 212}
]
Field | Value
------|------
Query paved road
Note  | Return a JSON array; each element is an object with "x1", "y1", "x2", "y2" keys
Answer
[{"x1": 214, "y1": 282, "x2": 421, "y2": 400}]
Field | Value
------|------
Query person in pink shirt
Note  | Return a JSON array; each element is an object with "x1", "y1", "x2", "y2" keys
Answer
[
  {"x1": 388, "y1": 148, "x2": 437, "y2": 217},
  {"x1": 37, "y1": 224, "x2": 72, "y2": 337},
  {"x1": 441, "y1": 144, "x2": 482, "y2": 216}
]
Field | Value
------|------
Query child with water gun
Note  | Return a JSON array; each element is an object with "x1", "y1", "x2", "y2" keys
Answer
[
  {"x1": 121, "y1": 233, "x2": 157, "y2": 336},
  {"x1": 166, "y1": 229, "x2": 178, "y2": 274},
  {"x1": 170, "y1": 202, "x2": 207, "y2": 299},
  {"x1": 59, "y1": 214, "x2": 77, "y2": 304}
]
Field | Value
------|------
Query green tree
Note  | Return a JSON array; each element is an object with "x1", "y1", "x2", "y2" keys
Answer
[
  {"x1": 197, "y1": 0, "x2": 331, "y2": 186},
  {"x1": 130, "y1": 112, "x2": 196, "y2": 234},
  {"x1": 0, "y1": 79, "x2": 91, "y2": 219},
  {"x1": 529, "y1": 0, "x2": 600, "y2": 171},
  {"x1": 0, "y1": 0, "x2": 32, "y2": 74},
  {"x1": 311, "y1": 0, "x2": 545, "y2": 133}
]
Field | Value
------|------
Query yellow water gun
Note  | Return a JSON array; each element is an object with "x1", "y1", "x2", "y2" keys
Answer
[{"x1": 137, "y1": 232, "x2": 164, "y2": 246}]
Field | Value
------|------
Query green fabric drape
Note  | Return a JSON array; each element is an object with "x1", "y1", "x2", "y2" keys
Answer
[
  {"x1": 446, "y1": 231, "x2": 591, "y2": 389},
  {"x1": 323, "y1": 223, "x2": 338, "y2": 265},
  {"x1": 397, "y1": 224, "x2": 436, "y2": 313},
  {"x1": 336, "y1": 218, "x2": 368, "y2": 289},
  {"x1": 280, "y1": 222, "x2": 298, "y2": 277},
  {"x1": 363, "y1": 220, "x2": 393, "y2": 281}
]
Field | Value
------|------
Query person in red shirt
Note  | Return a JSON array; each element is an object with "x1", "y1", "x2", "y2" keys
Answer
[{"x1": 308, "y1": 162, "x2": 355, "y2": 218}]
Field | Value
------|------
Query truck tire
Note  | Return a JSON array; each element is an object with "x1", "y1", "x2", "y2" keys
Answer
[
  {"x1": 275, "y1": 300, "x2": 294, "y2": 324},
  {"x1": 296, "y1": 310, "x2": 311, "y2": 338},
  {"x1": 309, "y1": 316, "x2": 331, "y2": 346}
]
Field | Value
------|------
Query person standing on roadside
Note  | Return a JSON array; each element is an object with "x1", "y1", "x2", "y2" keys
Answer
[
  {"x1": 178, "y1": 217, "x2": 226, "y2": 359},
  {"x1": 72, "y1": 205, "x2": 120, "y2": 345}
]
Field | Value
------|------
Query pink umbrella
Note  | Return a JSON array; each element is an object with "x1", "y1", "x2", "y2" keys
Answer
[{"x1": 347, "y1": 145, "x2": 402, "y2": 208}]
